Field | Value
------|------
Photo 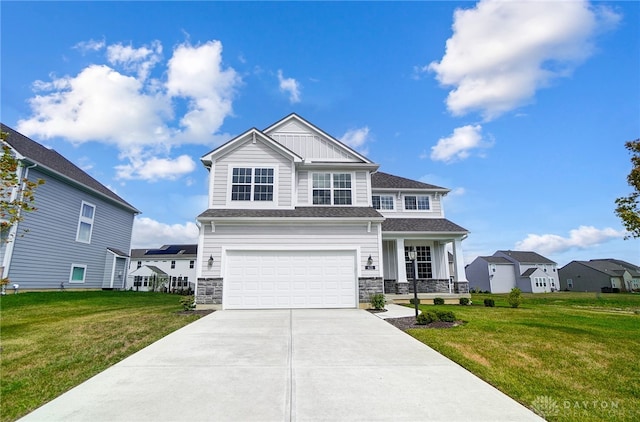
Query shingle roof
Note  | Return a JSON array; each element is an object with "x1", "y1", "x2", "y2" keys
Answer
[
  {"x1": 497, "y1": 250, "x2": 556, "y2": 264},
  {"x1": 130, "y1": 244, "x2": 198, "y2": 259},
  {"x1": 481, "y1": 256, "x2": 512, "y2": 264},
  {"x1": 521, "y1": 268, "x2": 538, "y2": 277},
  {"x1": 381, "y1": 218, "x2": 468, "y2": 233},
  {"x1": 107, "y1": 247, "x2": 129, "y2": 257},
  {"x1": 198, "y1": 207, "x2": 384, "y2": 219},
  {"x1": 371, "y1": 172, "x2": 447, "y2": 190},
  {"x1": 1, "y1": 124, "x2": 139, "y2": 213},
  {"x1": 578, "y1": 259, "x2": 640, "y2": 277}
]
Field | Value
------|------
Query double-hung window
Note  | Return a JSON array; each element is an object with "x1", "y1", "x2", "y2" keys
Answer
[
  {"x1": 372, "y1": 195, "x2": 394, "y2": 210},
  {"x1": 404, "y1": 246, "x2": 432, "y2": 279},
  {"x1": 76, "y1": 201, "x2": 96, "y2": 243},
  {"x1": 404, "y1": 195, "x2": 430, "y2": 211},
  {"x1": 312, "y1": 173, "x2": 352, "y2": 205},
  {"x1": 231, "y1": 167, "x2": 274, "y2": 202}
]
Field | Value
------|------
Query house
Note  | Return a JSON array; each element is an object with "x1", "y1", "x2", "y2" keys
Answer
[
  {"x1": 128, "y1": 244, "x2": 197, "y2": 292},
  {"x1": 1, "y1": 124, "x2": 139, "y2": 290},
  {"x1": 466, "y1": 250, "x2": 559, "y2": 293},
  {"x1": 195, "y1": 113, "x2": 469, "y2": 309},
  {"x1": 559, "y1": 259, "x2": 640, "y2": 292}
]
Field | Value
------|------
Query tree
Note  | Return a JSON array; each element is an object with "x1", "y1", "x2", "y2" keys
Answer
[
  {"x1": 615, "y1": 139, "x2": 640, "y2": 239},
  {"x1": 1, "y1": 131, "x2": 45, "y2": 242},
  {"x1": 508, "y1": 287, "x2": 523, "y2": 308}
]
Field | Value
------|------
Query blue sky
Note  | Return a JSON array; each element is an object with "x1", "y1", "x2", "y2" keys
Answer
[{"x1": 2, "y1": 1, "x2": 638, "y2": 266}]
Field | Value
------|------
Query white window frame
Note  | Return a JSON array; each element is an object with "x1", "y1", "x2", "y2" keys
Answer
[
  {"x1": 372, "y1": 195, "x2": 394, "y2": 210},
  {"x1": 404, "y1": 245, "x2": 433, "y2": 279},
  {"x1": 69, "y1": 264, "x2": 87, "y2": 284},
  {"x1": 403, "y1": 195, "x2": 430, "y2": 211},
  {"x1": 227, "y1": 166, "x2": 277, "y2": 204},
  {"x1": 76, "y1": 201, "x2": 96, "y2": 244},
  {"x1": 311, "y1": 172, "x2": 353, "y2": 205},
  {"x1": 567, "y1": 278, "x2": 573, "y2": 288}
]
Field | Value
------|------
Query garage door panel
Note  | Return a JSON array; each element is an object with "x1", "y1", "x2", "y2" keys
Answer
[{"x1": 225, "y1": 250, "x2": 357, "y2": 309}]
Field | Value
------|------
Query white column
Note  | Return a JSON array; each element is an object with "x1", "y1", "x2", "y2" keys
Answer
[
  {"x1": 396, "y1": 238, "x2": 407, "y2": 283},
  {"x1": 452, "y1": 238, "x2": 468, "y2": 282}
]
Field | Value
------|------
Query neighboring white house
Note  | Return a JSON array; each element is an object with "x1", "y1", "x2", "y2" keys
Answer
[
  {"x1": 466, "y1": 250, "x2": 559, "y2": 293},
  {"x1": 195, "y1": 113, "x2": 469, "y2": 309},
  {"x1": 128, "y1": 244, "x2": 197, "y2": 292}
]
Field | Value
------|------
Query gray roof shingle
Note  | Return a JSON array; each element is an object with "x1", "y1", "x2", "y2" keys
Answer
[
  {"x1": 2, "y1": 124, "x2": 139, "y2": 213},
  {"x1": 381, "y1": 218, "x2": 468, "y2": 233},
  {"x1": 481, "y1": 256, "x2": 512, "y2": 264},
  {"x1": 578, "y1": 259, "x2": 640, "y2": 277},
  {"x1": 497, "y1": 250, "x2": 556, "y2": 264},
  {"x1": 372, "y1": 172, "x2": 447, "y2": 190},
  {"x1": 198, "y1": 207, "x2": 384, "y2": 219}
]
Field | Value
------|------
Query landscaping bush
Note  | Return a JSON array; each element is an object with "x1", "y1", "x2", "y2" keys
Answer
[
  {"x1": 508, "y1": 287, "x2": 523, "y2": 308},
  {"x1": 436, "y1": 310, "x2": 456, "y2": 322},
  {"x1": 459, "y1": 297, "x2": 470, "y2": 306},
  {"x1": 409, "y1": 297, "x2": 421, "y2": 305},
  {"x1": 416, "y1": 310, "x2": 438, "y2": 325},
  {"x1": 484, "y1": 298, "x2": 495, "y2": 307},
  {"x1": 370, "y1": 293, "x2": 386, "y2": 310},
  {"x1": 433, "y1": 297, "x2": 445, "y2": 305},
  {"x1": 179, "y1": 295, "x2": 195, "y2": 311}
]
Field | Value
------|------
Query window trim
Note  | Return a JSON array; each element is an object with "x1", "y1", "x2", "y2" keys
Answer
[
  {"x1": 69, "y1": 264, "x2": 87, "y2": 284},
  {"x1": 403, "y1": 195, "x2": 431, "y2": 211},
  {"x1": 76, "y1": 201, "x2": 96, "y2": 243},
  {"x1": 227, "y1": 165, "x2": 278, "y2": 205},
  {"x1": 372, "y1": 194, "x2": 395, "y2": 210},
  {"x1": 404, "y1": 245, "x2": 433, "y2": 279},
  {"x1": 311, "y1": 172, "x2": 354, "y2": 206}
]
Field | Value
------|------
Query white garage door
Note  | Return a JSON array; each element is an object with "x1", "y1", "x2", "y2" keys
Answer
[{"x1": 224, "y1": 250, "x2": 357, "y2": 309}]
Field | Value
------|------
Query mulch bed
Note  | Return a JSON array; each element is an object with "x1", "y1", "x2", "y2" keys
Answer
[
  {"x1": 383, "y1": 316, "x2": 463, "y2": 330},
  {"x1": 176, "y1": 309, "x2": 216, "y2": 316}
]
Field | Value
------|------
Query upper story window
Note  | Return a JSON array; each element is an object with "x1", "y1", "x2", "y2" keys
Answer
[
  {"x1": 372, "y1": 195, "x2": 394, "y2": 210},
  {"x1": 189, "y1": 260, "x2": 195, "y2": 269},
  {"x1": 404, "y1": 195, "x2": 430, "y2": 211},
  {"x1": 137, "y1": 261, "x2": 142, "y2": 269},
  {"x1": 313, "y1": 173, "x2": 352, "y2": 205},
  {"x1": 171, "y1": 261, "x2": 176, "y2": 269},
  {"x1": 231, "y1": 167, "x2": 274, "y2": 201},
  {"x1": 76, "y1": 201, "x2": 96, "y2": 243}
]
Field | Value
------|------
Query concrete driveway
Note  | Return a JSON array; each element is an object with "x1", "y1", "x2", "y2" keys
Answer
[{"x1": 20, "y1": 309, "x2": 543, "y2": 421}]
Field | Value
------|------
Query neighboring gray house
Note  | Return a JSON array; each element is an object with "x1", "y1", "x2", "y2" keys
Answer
[
  {"x1": 1, "y1": 124, "x2": 139, "y2": 290},
  {"x1": 559, "y1": 259, "x2": 640, "y2": 292},
  {"x1": 196, "y1": 113, "x2": 469, "y2": 309},
  {"x1": 466, "y1": 250, "x2": 559, "y2": 293},
  {"x1": 128, "y1": 244, "x2": 197, "y2": 292}
]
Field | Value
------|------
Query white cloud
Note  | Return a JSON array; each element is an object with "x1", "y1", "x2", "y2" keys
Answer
[
  {"x1": 428, "y1": 0, "x2": 620, "y2": 120},
  {"x1": 515, "y1": 226, "x2": 626, "y2": 255},
  {"x1": 74, "y1": 38, "x2": 106, "y2": 53},
  {"x1": 115, "y1": 154, "x2": 196, "y2": 181},
  {"x1": 277, "y1": 70, "x2": 301, "y2": 103},
  {"x1": 340, "y1": 127, "x2": 370, "y2": 155},
  {"x1": 430, "y1": 124, "x2": 491, "y2": 163},
  {"x1": 17, "y1": 39, "x2": 241, "y2": 181},
  {"x1": 131, "y1": 217, "x2": 199, "y2": 249}
]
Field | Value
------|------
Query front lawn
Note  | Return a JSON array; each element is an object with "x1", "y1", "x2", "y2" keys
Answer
[
  {"x1": 406, "y1": 292, "x2": 640, "y2": 422},
  {"x1": 0, "y1": 290, "x2": 204, "y2": 422}
]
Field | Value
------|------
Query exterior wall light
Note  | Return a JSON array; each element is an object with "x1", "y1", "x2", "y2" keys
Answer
[{"x1": 208, "y1": 255, "x2": 214, "y2": 267}]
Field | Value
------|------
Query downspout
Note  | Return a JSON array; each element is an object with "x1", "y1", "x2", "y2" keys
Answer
[{"x1": 2, "y1": 162, "x2": 38, "y2": 279}]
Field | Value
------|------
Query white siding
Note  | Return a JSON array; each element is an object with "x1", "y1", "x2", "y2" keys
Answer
[{"x1": 371, "y1": 191, "x2": 444, "y2": 217}]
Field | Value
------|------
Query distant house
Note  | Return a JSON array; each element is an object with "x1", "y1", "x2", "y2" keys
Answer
[
  {"x1": 128, "y1": 244, "x2": 197, "y2": 292},
  {"x1": 466, "y1": 250, "x2": 559, "y2": 293},
  {"x1": 559, "y1": 259, "x2": 640, "y2": 292},
  {"x1": 1, "y1": 124, "x2": 139, "y2": 290}
]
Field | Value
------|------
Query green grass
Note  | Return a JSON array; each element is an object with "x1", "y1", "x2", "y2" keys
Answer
[
  {"x1": 0, "y1": 291, "x2": 204, "y2": 422},
  {"x1": 407, "y1": 292, "x2": 640, "y2": 422}
]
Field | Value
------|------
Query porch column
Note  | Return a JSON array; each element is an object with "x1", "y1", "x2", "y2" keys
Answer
[
  {"x1": 452, "y1": 238, "x2": 468, "y2": 283},
  {"x1": 396, "y1": 238, "x2": 407, "y2": 283}
]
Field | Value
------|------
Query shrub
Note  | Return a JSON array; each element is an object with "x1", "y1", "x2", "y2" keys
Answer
[
  {"x1": 409, "y1": 298, "x2": 421, "y2": 305},
  {"x1": 433, "y1": 297, "x2": 445, "y2": 305},
  {"x1": 370, "y1": 293, "x2": 386, "y2": 310},
  {"x1": 459, "y1": 297, "x2": 470, "y2": 306},
  {"x1": 416, "y1": 310, "x2": 438, "y2": 325},
  {"x1": 179, "y1": 295, "x2": 195, "y2": 311},
  {"x1": 484, "y1": 298, "x2": 495, "y2": 307},
  {"x1": 508, "y1": 287, "x2": 523, "y2": 308},
  {"x1": 436, "y1": 310, "x2": 456, "y2": 322}
]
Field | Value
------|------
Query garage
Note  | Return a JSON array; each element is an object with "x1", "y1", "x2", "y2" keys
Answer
[{"x1": 224, "y1": 250, "x2": 357, "y2": 309}]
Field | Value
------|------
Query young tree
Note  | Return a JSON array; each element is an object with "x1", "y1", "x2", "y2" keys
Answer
[
  {"x1": 1, "y1": 132, "x2": 45, "y2": 242},
  {"x1": 615, "y1": 139, "x2": 640, "y2": 239}
]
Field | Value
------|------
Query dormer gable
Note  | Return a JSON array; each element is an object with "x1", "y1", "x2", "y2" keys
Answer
[{"x1": 264, "y1": 113, "x2": 372, "y2": 164}]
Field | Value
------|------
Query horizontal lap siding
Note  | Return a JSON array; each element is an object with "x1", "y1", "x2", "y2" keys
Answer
[
  {"x1": 202, "y1": 224, "x2": 381, "y2": 278},
  {"x1": 7, "y1": 169, "x2": 134, "y2": 289},
  {"x1": 212, "y1": 139, "x2": 293, "y2": 207}
]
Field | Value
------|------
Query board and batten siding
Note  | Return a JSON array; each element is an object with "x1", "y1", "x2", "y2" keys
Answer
[
  {"x1": 210, "y1": 139, "x2": 294, "y2": 208},
  {"x1": 201, "y1": 223, "x2": 381, "y2": 279},
  {"x1": 7, "y1": 168, "x2": 134, "y2": 289}
]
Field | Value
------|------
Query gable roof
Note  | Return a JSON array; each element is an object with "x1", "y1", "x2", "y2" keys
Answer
[
  {"x1": 480, "y1": 256, "x2": 513, "y2": 264},
  {"x1": 381, "y1": 218, "x2": 468, "y2": 233},
  {"x1": 496, "y1": 250, "x2": 556, "y2": 264},
  {"x1": 372, "y1": 172, "x2": 448, "y2": 191},
  {"x1": 131, "y1": 244, "x2": 198, "y2": 259},
  {"x1": 572, "y1": 259, "x2": 640, "y2": 277},
  {"x1": 2, "y1": 124, "x2": 139, "y2": 213},
  {"x1": 263, "y1": 113, "x2": 373, "y2": 164}
]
